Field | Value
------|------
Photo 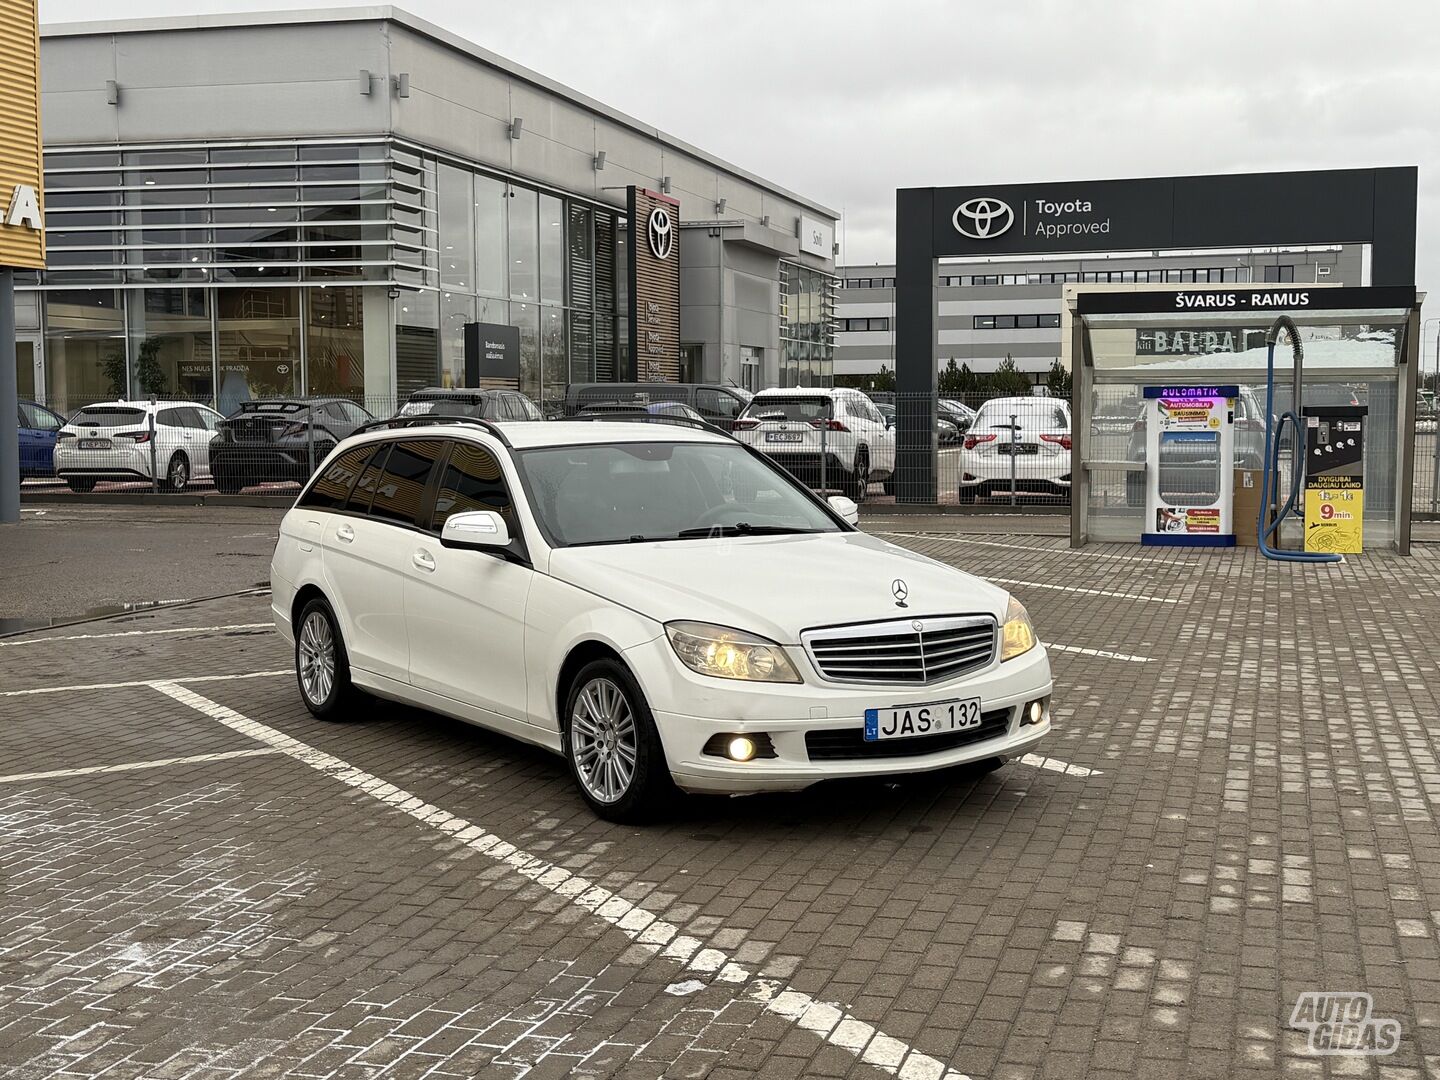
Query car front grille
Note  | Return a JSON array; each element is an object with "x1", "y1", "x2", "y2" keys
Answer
[
  {"x1": 805, "y1": 707, "x2": 1013, "y2": 761},
  {"x1": 801, "y1": 615, "x2": 997, "y2": 685}
]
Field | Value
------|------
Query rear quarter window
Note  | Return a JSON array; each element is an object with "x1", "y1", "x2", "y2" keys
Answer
[{"x1": 298, "y1": 445, "x2": 375, "y2": 510}]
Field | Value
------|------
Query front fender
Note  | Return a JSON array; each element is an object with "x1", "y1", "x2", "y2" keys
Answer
[{"x1": 524, "y1": 574, "x2": 664, "y2": 731}]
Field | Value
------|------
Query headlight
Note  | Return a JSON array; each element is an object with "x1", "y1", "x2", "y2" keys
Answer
[
  {"x1": 1000, "y1": 596, "x2": 1037, "y2": 661},
  {"x1": 665, "y1": 621, "x2": 802, "y2": 683}
]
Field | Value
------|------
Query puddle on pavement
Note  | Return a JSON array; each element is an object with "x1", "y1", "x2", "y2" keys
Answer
[{"x1": 0, "y1": 598, "x2": 191, "y2": 636}]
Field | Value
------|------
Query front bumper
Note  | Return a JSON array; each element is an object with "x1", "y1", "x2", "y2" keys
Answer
[{"x1": 623, "y1": 634, "x2": 1053, "y2": 794}]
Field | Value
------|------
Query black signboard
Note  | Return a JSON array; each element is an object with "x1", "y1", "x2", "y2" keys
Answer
[
  {"x1": 463, "y1": 322, "x2": 520, "y2": 383},
  {"x1": 1076, "y1": 285, "x2": 1416, "y2": 316},
  {"x1": 926, "y1": 168, "x2": 1417, "y2": 278}
]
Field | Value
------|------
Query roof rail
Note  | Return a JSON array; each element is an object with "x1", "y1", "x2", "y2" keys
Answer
[
  {"x1": 353, "y1": 413, "x2": 513, "y2": 447},
  {"x1": 564, "y1": 410, "x2": 735, "y2": 440}
]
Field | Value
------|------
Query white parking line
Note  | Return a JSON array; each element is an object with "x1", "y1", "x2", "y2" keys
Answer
[
  {"x1": 1019, "y1": 753, "x2": 1099, "y2": 778},
  {"x1": 989, "y1": 577, "x2": 1179, "y2": 603},
  {"x1": 1045, "y1": 642, "x2": 1154, "y2": 663},
  {"x1": 0, "y1": 670, "x2": 289, "y2": 698},
  {"x1": 0, "y1": 747, "x2": 280, "y2": 785},
  {"x1": 150, "y1": 680, "x2": 972, "y2": 1080},
  {"x1": 0, "y1": 623, "x2": 271, "y2": 647}
]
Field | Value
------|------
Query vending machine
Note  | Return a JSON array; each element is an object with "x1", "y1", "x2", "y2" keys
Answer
[
  {"x1": 1302, "y1": 405, "x2": 1367, "y2": 554},
  {"x1": 1141, "y1": 385, "x2": 1238, "y2": 547}
]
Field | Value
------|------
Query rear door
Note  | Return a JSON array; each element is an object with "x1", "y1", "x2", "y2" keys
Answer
[
  {"x1": 318, "y1": 441, "x2": 420, "y2": 683},
  {"x1": 405, "y1": 439, "x2": 534, "y2": 722},
  {"x1": 154, "y1": 407, "x2": 192, "y2": 478}
]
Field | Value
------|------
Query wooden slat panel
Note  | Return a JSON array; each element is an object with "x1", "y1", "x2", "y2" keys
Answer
[
  {"x1": 0, "y1": 0, "x2": 44, "y2": 268},
  {"x1": 628, "y1": 187, "x2": 680, "y2": 382}
]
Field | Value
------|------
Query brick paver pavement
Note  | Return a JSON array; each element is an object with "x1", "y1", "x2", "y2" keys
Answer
[{"x1": 2, "y1": 533, "x2": 1439, "y2": 1079}]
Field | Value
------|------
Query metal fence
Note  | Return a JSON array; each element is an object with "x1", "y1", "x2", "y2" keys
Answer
[{"x1": 16, "y1": 386, "x2": 1439, "y2": 518}]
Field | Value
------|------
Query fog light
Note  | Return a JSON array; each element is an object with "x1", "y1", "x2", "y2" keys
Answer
[
  {"x1": 701, "y1": 732, "x2": 776, "y2": 761},
  {"x1": 728, "y1": 736, "x2": 757, "y2": 762},
  {"x1": 1022, "y1": 696, "x2": 1051, "y2": 727}
]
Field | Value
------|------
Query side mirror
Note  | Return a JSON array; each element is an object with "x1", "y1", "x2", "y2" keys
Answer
[
  {"x1": 884, "y1": 417, "x2": 893, "y2": 430},
  {"x1": 440, "y1": 509, "x2": 511, "y2": 551},
  {"x1": 827, "y1": 494, "x2": 859, "y2": 526}
]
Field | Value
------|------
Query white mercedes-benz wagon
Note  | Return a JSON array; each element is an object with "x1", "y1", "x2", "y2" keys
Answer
[{"x1": 270, "y1": 415, "x2": 1053, "y2": 821}]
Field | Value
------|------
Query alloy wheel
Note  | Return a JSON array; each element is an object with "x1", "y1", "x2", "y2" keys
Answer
[
  {"x1": 570, "y1": 677, "x2": 638, "y2": 804},
  {"x1": 298, "y1": 610, "x2": 336, "y2": 705},
  {"x1": 168, "y1": 457, "x2": 188, "y2": 490}
]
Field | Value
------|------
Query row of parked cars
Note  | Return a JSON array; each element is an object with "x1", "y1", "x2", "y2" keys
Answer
[{"x1": 17, "y1": 382, "x2": 1046, "y2": 501}]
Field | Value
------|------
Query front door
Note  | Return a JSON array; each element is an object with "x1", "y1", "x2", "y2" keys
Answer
[{"x1": 405, "y1": 439, "x2": 533, "y2": 723}]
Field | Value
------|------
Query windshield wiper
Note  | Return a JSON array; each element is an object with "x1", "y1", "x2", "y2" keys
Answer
[{"x1": 674, "y1": 523, "x2": 821, "y2": 539}]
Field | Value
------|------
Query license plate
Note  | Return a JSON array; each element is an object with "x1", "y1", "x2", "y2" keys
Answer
[
  {"x1": 864, "y1": 696, "x2": 982, "y2": 741},
  {"x1": 766, "y1": 432, "x2": 804, "y2": 443},
  {"x1": 79, "y1": 439, "x2": 111, "y2": 449},
  {"x1": 996, "y1": 443, "x2": 1036, "y2": 455}
]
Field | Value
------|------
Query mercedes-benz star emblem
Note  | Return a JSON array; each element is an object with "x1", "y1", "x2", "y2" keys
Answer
[
  {"x1": 952, "y1": 197, "x2": 1014, "y2": 240},
  {"x1": 647, "y1": 206, "x2": 673, "y2": 260},
  {"x1": 891, "y1": 578, "x2": 909, "y2": 607}
]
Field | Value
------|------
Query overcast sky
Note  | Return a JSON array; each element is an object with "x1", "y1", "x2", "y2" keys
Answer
[{"x1": 38, "y1": 0, "x2": 1440, "y2": 304}]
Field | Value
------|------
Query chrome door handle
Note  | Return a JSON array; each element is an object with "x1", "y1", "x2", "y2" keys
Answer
[
  {"x1": 412, "y1": 549, "x2": 436, "y2": 572},
  {"x1": 336, "y1": 523, "x2": 355, "y2": 543}
]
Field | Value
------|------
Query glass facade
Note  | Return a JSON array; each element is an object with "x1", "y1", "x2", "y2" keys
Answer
[
  {"x1": 24, "y1": 136, "x2": 824, "y2": 411},
  {"x1": 779, "y1": 261, "x2": 836, "y2": 387}
]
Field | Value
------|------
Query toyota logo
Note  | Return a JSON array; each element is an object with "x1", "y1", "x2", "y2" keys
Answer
[
  {"x1": 891, "y1": 578, "x2": 909, "y2": 607},
  {"x1": 647, "y1": 207, "x2": 674, "y2": 260},
  {"x1": 952, "y1": 197, "x2": 1014, "y2": 240}
]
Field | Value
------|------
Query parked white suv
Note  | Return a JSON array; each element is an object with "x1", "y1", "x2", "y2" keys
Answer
[
  {"x1": 958, "y1": 397, "x2": 1072, "y2": 503},
  {"x1": 54, "y1": 400, "x2": 225, "y2": 493},
  {"x1": 270, "y1": 416, "x2": 1053, "y2": 821},
  {"x1": 733, "y1": 387, "x2": 896, "y2": 500}
]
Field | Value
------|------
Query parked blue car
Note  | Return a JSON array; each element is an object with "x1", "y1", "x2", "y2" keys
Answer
[{"x1": 17, "y1": 401, "x2": 65, "y2": 478}]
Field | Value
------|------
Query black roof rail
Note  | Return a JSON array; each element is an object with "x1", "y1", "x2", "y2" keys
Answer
[
  {"x1": 353, "y1": 413, "x2": 513, "y2": 447},
  {"x1": 563, "y1": 410, "x2": 735, "y2": 441}
]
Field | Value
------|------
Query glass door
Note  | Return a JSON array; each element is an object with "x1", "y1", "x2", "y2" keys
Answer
[{"x1": 15, "y1": 333, "x2": 41, "y2": 402}]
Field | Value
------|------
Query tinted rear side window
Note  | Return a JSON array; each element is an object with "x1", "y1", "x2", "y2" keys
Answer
[
  {"x1": 370, "y1": 439, "x2": 444, "y2": 526},
  {"x1": 429, "y1": 441, "x2": 513, "y2": 533},
  {"x1": 299, "y1": 444, "x2": 374, "y2": 510},
  {"x1": 346, "y1": 443, "x2": 391, "y2": 513}
]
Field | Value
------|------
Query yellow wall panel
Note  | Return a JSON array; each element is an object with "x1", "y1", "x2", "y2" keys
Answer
[{"x1": 0, "y1": 0, "x2": 44, "y2": 269}]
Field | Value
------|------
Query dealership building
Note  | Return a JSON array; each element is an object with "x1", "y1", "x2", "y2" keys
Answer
[
  {"x1": 835, "y1": 244, "x2": 1368, "y2": 385},
  {"x1": 17, "y1": 7, "x2": 840, "y2": 415}
]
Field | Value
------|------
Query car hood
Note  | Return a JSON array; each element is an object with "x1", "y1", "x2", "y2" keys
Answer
[{"x1": 546, "y1": 531, "x2": 1011, "y2": 643}]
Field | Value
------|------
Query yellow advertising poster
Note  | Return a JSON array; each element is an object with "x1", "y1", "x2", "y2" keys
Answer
[
  {"x1": 0, "y1": 0, "x2": 45, "y2": 269},
  {"x1": 1304, "y1": 477, "x2": 1363, "y2": 554}
]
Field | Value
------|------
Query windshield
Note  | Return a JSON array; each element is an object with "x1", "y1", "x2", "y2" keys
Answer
[
  {"x1": 399, "y1": 399, "x2": 480, "y2": 417},
  {"x1": 71, "y1": 406, "x2": 146, "y2": 426},
  {"x1": 515, "y1": 441, "x2": 843, "y2": 547},
  {"x1": 740, "y1": 396, "x2": 833, "y2": 422},
  {"x1": 973, "y1": 402, "x2": 1069, "y2": 431}
]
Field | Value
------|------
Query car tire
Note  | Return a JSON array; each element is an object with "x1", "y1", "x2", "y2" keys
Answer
[
  {"x1": 882, "y1": 471, "x2": 897, "y2": 497},
  {"x1": 214, "y1": 474, "x2": 245, "y2": 495},
  {"x1": 65, "y1": 478, "x2": 97, "y2": 494},
  {"x1": 563, "y1": 658, "x2": 674, "y2": 823},
  {"x1": 844, "y1": 448, "x2": 870, "y2": 502},
  {"x1": 162, "y1": 452, "x2": 189, "y2": 493},
  {"x1": 295, "y1": 597, "x2": 363, "y2": 720},
  {"x1": 957, "y1": 486, "x2": 978, "y2": 504}
]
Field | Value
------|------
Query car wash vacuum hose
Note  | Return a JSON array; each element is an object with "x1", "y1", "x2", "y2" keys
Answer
[{"x1": 1258, "y1": 314, "x2": 1341, "y2": 563}]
